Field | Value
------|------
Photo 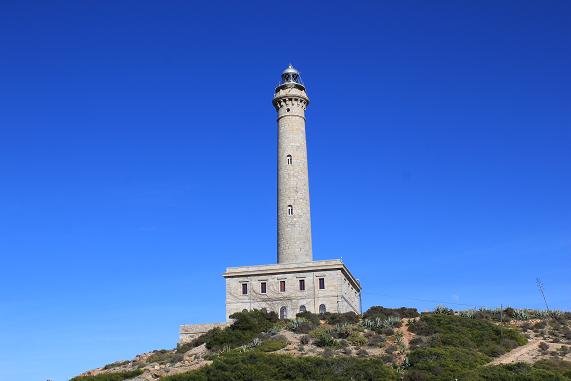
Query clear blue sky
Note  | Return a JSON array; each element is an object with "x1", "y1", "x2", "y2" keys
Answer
[{"x1": 1, "y1": 1, "x2": 569, "y2": 380}]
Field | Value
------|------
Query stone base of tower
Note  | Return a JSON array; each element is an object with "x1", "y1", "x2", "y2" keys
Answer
[{"x1": 223, "y1": 259, "x2": 361, "y2": 321}]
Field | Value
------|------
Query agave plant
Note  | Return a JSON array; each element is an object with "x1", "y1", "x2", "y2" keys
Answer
[
  {"x1": 458, "y1": 310, "x2": 476, "y2": 318},
  {"x1": 287, "y1": 318, "x2": 308, "y2": 331},
  {"x1": 512, "y1": 309, "x2": 530, "y2": 321}
]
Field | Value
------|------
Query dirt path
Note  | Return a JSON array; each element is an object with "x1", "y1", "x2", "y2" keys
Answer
[{"x1": 488, "y1": 339, "x2": 540, "y2": 365}]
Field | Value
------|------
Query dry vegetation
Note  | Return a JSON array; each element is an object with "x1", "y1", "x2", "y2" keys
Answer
[{"x1": 72, "y1": 307, "x2": 571, "y2": 381}]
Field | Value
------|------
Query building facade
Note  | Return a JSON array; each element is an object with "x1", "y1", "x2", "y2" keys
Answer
[{"x1": 223, "y1": 65, "x2": 362, "y2": 320}]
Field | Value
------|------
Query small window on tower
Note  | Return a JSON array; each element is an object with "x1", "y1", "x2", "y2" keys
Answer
[
  {"x1": 260, "y1": 282, "x2": 267, "y2": 294},
  {"x1": 299, "y1": 279, "x2": 305, "y2": 291},
  {"x1": 319, "y1": 278, "x2": 325, "y2": 290},
  {"x1": 287, "y1": 155, "x2": 292, "y2": 165},
  {"x1": 280, "y1": 280, "x2": 286, "y2": 292},
  {"x1": 287, "y1": 205, "x2": 293, "y2": 216},
  {"x1": 242, "y1": 283, "x2": 248, "y2": 295}
]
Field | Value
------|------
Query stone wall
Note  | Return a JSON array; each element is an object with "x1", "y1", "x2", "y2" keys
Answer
[{"x1": 178, "y1": 322, "x2": 231, "y2": 344}]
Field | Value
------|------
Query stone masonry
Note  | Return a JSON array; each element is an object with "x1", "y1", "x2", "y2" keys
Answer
[
  {"x1": 224, "y1": 260, "x2": 361, "y2": 320},
  {"x1": 274, "y1": 83, "x2": 312, "y2": 264}
]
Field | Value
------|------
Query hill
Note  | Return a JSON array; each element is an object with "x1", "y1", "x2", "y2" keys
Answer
[{"x1": 71, "y1": 307, "x2": 571, "y2": 381}]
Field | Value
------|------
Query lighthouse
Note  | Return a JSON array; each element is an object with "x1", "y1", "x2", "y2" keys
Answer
[
  {"x1": 273, "y1": 65, "x2": 313, "y2": 264},
  {"x1": 220, "y1": 65, "x2": 362, "y2": 321}
]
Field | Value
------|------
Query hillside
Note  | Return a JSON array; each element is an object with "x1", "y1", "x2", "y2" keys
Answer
[{"x1": 72, "y1": 307, "x2": 571, "y2": 381}]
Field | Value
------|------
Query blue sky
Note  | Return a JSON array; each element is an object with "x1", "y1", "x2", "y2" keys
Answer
[{"x1": 1, "y1": 1, "x2": 570, "y2": 380}]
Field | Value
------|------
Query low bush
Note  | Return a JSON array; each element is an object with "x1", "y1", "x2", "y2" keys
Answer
[
  {"x1": 203, "y1": 309, "x2": 278, "y2": 351},
  {"x1": 314, "y1": 332, "x2": 337, "y2": 347},
  {"x1": 405, "y1": 346, "x2": 489, "y2": 381},
  {"x1": 175, "y1": 342, "x2": 193, "y2": 354},
  {"x1": 321, "y1": 311, "x2": 359, "y2": 325},
  {"x1": 408, "y1": 314, "x2": 526, "y2": 357},
  {"x1": 146, "y1": 350, "x2": 183, "y2": 364},
  {"x1": 102, "y1": 360, "x2": 128, "y2": 370},
  {"x1": 348, "y1": 332, "x2": 367, "y2": 347},
  {"x1": 405, "y1": 314, "x2": 529, "y2": 381},
  {"x1": 300, "y1": 335, "x2": 310, "y2": 345},
  {"x1": 367, "y1": 333, "x2": 385, "y2": 348},
  {"x1": 159, "y1": 351, "x2": 399, "y2": 381},
  {"x1": 295, "y1": 311, "x2": 321, "y2": 326},
  {"x1": 534, "y1": 359, "x2": 571, "y2": 378},
  {"x1": 257, "y1": 336, "x2": 288, "y2": 352},
  {"x1": 70, "y1": 369, "x2": 143, "y2": 381},
  {"x1": 363, "y1": 306, "x2": 419, "y2": 320},
  {"x1": 466, "y1": 362, "x2": 570, "y2": 381}
]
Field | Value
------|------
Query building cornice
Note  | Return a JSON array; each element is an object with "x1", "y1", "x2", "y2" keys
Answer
[{"x1": 223, "y1": 259, "x2": 361, "y2": 292}]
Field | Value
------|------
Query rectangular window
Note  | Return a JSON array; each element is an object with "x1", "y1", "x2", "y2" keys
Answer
[
  {"x1": 318, "y1": 278, "x2": 325, "y2": 290},
  {"x1": 260, "y1": 282, "x2": 267, "y2": 294},
  {"x1": 280, "y1": 280, "x2": 286, "y2": 292},
  {"x1": 242, "y1": 283, "x2": 248, "y2": 295},
  {"x1": 299, "y1": 279, "x2": 305, "y2": 291}
]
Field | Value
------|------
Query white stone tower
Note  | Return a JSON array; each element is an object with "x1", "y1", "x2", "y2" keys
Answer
[{"x1": 273, "y1": 64, "x2": 312, "y2": 264}]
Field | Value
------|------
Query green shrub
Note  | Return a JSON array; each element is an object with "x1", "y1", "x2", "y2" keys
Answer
[
  {"x1": 534, "y1": 359, "x2": 571, "y2": 378},
  {"x1": 159, "y1": 351, "x2": 399, "y2": 381},
  {"x1": 348, "y1": 332, "x2": 367, "y2": 346},
  {"x1": 314, "y1": 332, "x2": 337, "y2": 347},
  {"x1": 405, "y1": 314, "x2": 530, "y2": 381},
  {"x1": 433, "y1": 305, "x2": 454, "y2": 315},
  {"x1": 405, "y1": 346, "x2": 488, "y2": 381},
  {"x1": 102, "y1": 360, "x2": 128, "y2": 370},
  {"x1": 364, "y1": 306, "x2": 419, "y2": 320},
  {"x1": 408, "y1": 314, "x2": 526, "y2": 357},
  {"x1": 176, "y1": 342, "x2": 194, "y2": 354},
  {"x1": 295, "y1": 311, "x2": 321, "y2": 326},
  {"x1": 467, "y1": 362, "x2": 569, "y2": 381},
  {"x1": 321, "y1": 311, "x2": 359, "y2": 325},
  {"x1": 257, "y1": 336, "x2": 287, "y2": 352},
  {"x1": 146, "y1": 350, "x2": 183, "y2": 364},
  {"x1": 204, "y1": 309, "x2": 278, "y2": 351},
  {"x1": 70, "y1": 369, "x2": 143, "y2": 381},
  {"x1": 367, "y1": 333, "x2": 385, "y2": 348}
]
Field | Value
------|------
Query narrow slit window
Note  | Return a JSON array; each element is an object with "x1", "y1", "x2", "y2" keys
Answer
[
  {"x1": 280, "y1": 280, "x2": 286, "y2": 292},
  {"x1": 318, "y1": 278, "x2": 325, "y2": 290},
  {"x1": 287, "y1": 205, "x2": 293, "y2": 216},
  {"x1": 286, "y1": 155, "x2": 292, "y2": 165},
  {"x1": 299, "y1": 279, "x2": 305, "y2": 291},
  {"x1": 242, "y1": 283, "x2": 248, "y2": 295},
  {"x1": 260, "y1": 282, "x2": 267, "y2": 294}
]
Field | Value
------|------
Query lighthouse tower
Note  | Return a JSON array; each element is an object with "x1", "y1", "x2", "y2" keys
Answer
[
  {"x1": 273, "y1": 65, "x2": 312, "y2": 264},
  {"x1": 217, "y1": 64, "x2": 362, "y2": 323}
]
